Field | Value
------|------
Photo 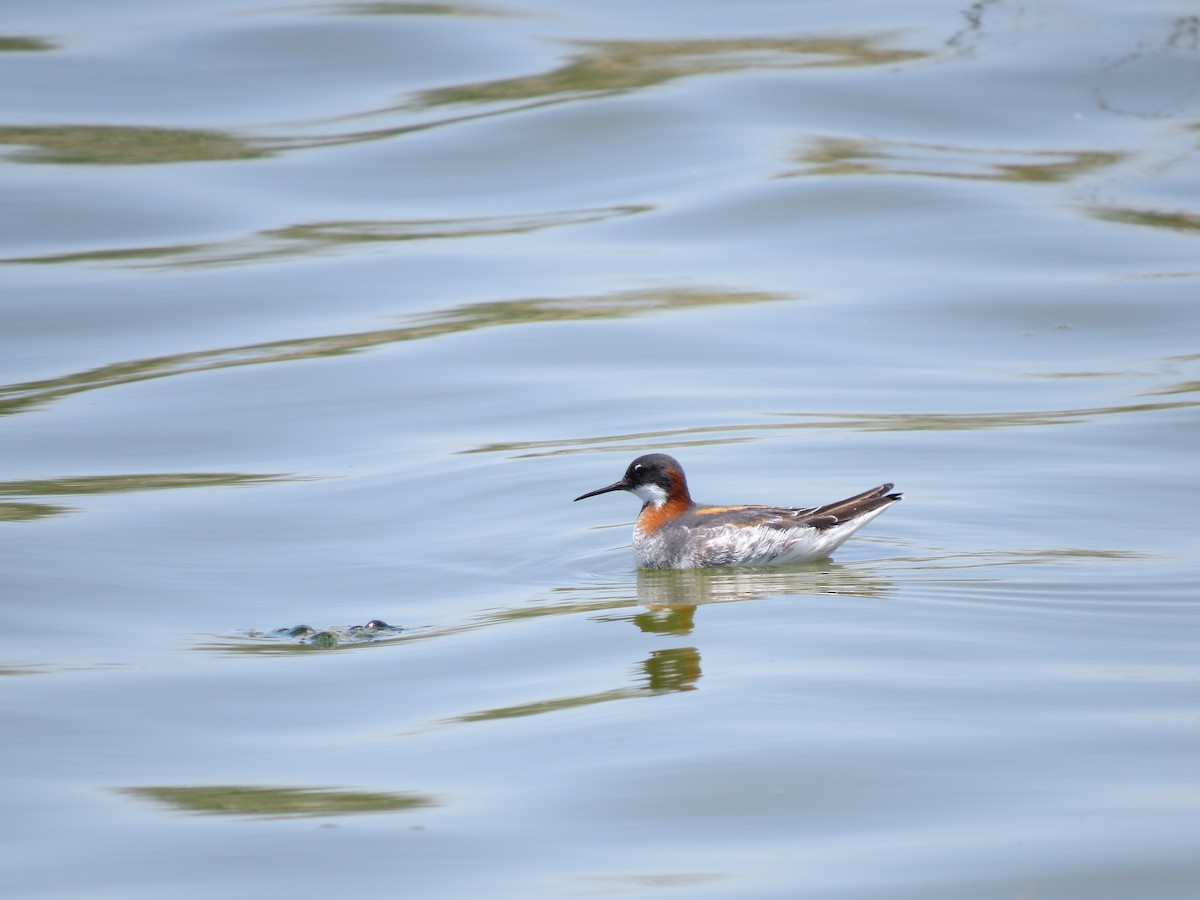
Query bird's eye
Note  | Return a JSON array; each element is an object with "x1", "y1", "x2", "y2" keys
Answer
[{"x1": 633, "y1": 464, "x2": 644, "y2": 473}]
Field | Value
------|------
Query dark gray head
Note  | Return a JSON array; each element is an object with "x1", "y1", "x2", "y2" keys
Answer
[{"x1": 574, "y1": 453, "x2": 691, "y2": 507}]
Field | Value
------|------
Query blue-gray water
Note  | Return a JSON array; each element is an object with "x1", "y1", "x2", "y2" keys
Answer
[{"x1": 2, "y1": 2, "x2": 1198, "y2": 897}]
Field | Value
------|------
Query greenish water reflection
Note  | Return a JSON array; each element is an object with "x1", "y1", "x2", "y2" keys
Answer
[
  {"x1": 415, "y1": 34, "x2": 926, "y2": 108},
  {"x1": 0, "y1": 473, "x2": 297, "y2": 522},
  {"x1": 0, "y1": 126, "x2": 269, "y2": 165},
  {"x1": 0, "y1": 473, "x2": 294, "y2": 496},
  {"x1": 450, "y1": 646, "x2": 701, "y2": 723},
  {"x1": 1091, "y1": 205, "x2": 1200, "y2": 235},
  {"x1": 0, "y1": 502, "x2": 66, "y2": 521},
  {"x1": 791, "y1": 136, "x2": 1124, "y2": 182},
  {"x1": 469, "y1": 395, "x2": 1200, "y2": 457},
  {"x1": 117, "y1": 785, "x2": 436, "y2": 817},
  {"x1": 0, "y1": 32, "x2": 925, "y2": 170},
  {"x1": 0, "y1": 36, "x2": 54, "y2": 52},
  {"x1": 4, "y1": 206, "x2": 647, "y2": 268},
  {"x1": 1, "y1": 288, "x2": 781, "y2": 416}
]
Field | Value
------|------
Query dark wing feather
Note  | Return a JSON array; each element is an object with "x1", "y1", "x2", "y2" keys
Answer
[
  {"x1": 684, "y1": 485, "x2": 901, "y2": 531},
  {"x1": 794, "y1": 484, "x2": 902, "y2": 530}
]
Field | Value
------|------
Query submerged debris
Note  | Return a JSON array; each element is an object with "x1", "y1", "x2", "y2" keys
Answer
[{"x1": 239, "y1": 619, "x2": 403, "y2": 649}]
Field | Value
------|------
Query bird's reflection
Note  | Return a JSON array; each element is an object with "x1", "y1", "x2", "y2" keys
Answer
[
  {"x1": 445, "y1": 562, "x2": 894, "y2": 724},
  {"x1": 639, "y1": 646, "x2": 702, "y2": 693},
  {"x1": 626, "y1": 565, "x2": 895, "y2": 688},
  {"x1": 631, "y1": 604, "x2": 696, "y2": 635},
  {"x1": 634, "y1": 563, "x2": 894, "y2": 614}
]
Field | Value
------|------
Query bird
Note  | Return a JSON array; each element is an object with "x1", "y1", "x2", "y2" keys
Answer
[{"x1": 574, "y1": 453, "x2": 901, "y2": 569}]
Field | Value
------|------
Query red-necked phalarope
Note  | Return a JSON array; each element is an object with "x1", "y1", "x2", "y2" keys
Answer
[{"x1": 575, "y1": 453, "x2": 901, "y2": 569}]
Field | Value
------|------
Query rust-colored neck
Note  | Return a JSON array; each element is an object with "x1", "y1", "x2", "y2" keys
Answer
[{"x1": 635, "y1": 467, "x2": 692, "y2": 534}]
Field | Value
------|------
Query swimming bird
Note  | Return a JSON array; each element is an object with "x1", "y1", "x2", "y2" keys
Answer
[{"x1": 574, "y1": 453, "x2": 901, "y2": 569}]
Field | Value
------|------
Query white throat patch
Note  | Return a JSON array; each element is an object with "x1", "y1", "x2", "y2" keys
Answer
[{"x1": 631, "y1": 482, "x2": 669, "y2": 507}]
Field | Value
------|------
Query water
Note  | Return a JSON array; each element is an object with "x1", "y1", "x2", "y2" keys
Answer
[{"x1": 2, "y1": 1, "x2": 1198, "y2": 897}]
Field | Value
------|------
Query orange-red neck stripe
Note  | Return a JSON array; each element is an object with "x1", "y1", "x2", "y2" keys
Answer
[{"x1": 635, "y1": 467, "x2": 692, "y2": 534}]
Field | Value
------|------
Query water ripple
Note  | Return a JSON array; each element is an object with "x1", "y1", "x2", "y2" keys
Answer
[
  {"x1": 2, "y1": 206, "x2": 648, "y2": 269},
  {"x1": 0, "y1": 288, "x2": 782, "y2": 416}
]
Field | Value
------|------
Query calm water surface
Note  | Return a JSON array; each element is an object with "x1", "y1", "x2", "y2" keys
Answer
[{"x1": 2, "y1": 1, "x2": 1198, "y2": 897}]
